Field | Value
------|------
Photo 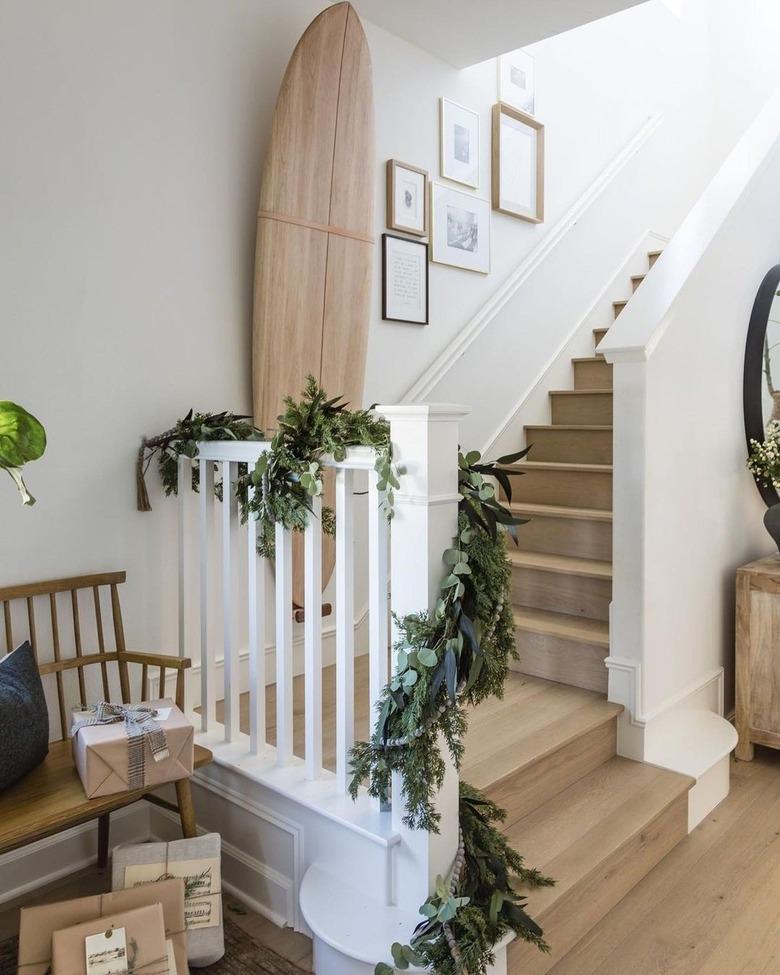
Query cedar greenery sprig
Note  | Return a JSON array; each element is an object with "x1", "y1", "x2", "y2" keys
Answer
[
  {"x1": 375, "y1": 783, "x2": 553, "y2": 975},
  {"x1": 242, "y1": 377, "x2": 398, "y2": 558},
  {"x1": 136, "y1": 409, "x2": 262, "y2": 512}
]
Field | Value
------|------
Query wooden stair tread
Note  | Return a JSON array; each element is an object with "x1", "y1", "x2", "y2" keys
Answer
[
  {"x1": 507, "y1": 756, "x2": 693, "y2": 913},
  {"x1": 550, "y1": 388, "x2": 612, "y2": 396},
  {"x1": 571, "y1": 356, "x2": 612, "y2": 365},
  {"x1": 647, "y1": 249, "x2": 662, "y2": 258},
  {"x1": 508, "y1": 549, "x2": 613, "y2": 579},
  {"x1": 505, "y1": 460, "x2": 612, "y2": 473},
  {"x1": 461, "y1": 673, "x2": 622, "y2": 792},
  {"x1": 513, "y1": 607, "x2": 609, "y2": 648},
  {"x1": 525, "y1": 424, "x2": 612, "y2": 431},
  {"x1": 510, "y1": 501, "x2": 613, "y2": 522}
]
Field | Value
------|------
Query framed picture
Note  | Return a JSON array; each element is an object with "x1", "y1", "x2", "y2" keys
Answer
[
  {"x1": 386, "y1": 159, "x2": 428, "y2": 237},
  {"x1": 382, "y1": 233, "x2": 429, "y2": 324},
  {"x1": 498, "y1": 50, "x2": 535, "y2": 115},
  {"x1": 492, "y1": 103, "x2": 544, "y2": 223},
  {"x1": 440, "y1": 97, "x2": 480, "y2": 188},
  {"x1": 430, "y1": 183, "x2": 491, "y2": 274}
]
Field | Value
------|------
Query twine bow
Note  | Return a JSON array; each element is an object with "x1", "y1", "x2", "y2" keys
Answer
[{"x1": 79, "y1": 702, "x2": 170, "y2": 790}]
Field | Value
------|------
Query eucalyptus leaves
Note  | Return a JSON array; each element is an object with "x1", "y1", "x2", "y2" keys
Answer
[
  {"x1": 0, "y1": 401, "x2": 46, "y2": 506},
  {"x1": 376, "y1": 785, "x2": 552, "y2": 975},
  {"x1": 348, "y1": 445, "x2": 530, "y2": 830}
]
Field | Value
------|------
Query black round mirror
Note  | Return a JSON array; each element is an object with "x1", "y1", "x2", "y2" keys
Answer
[{"x1": 744, "y1": 265, "x2": 780, "y2": 508}]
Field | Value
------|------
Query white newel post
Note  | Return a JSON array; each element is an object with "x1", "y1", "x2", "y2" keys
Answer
[{"x1": 377, "y1": 404, "x2": 469, "y2": 909}]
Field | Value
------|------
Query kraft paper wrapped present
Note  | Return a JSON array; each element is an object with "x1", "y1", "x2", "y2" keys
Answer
[
  {"x1": 72, "y1": 699, "x2": 194, "y2": 799},
  {"x1": 112, "y1": 834, "x2": 223, "y2": 968},
  {"x1": 17, "y1": 879, "x2": 188, "y2": 975},
  {"x1": 51, "y1": 904, "x2": 169, "y2": 975}
]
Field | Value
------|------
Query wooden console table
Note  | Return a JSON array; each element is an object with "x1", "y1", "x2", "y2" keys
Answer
[{"x1": 735, "y1": 555, "x2": 780, "y2": 760}]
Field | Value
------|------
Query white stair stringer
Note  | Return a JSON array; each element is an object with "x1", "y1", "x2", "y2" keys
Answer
[{"x1": 300, "y1": 862, "x2": 511, "y2": 975}]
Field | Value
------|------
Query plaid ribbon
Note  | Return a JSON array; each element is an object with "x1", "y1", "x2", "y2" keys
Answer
[{"x1": 79, "y1": 702, "x2": 170, "y2": 790}]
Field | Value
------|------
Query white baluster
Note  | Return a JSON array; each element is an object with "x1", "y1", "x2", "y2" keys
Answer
[
  {"x1": 335, "y1": 468, "x2": 355, "y2": 793},
  {"x1": 275, "y1": 521, "x2": 294, "y2": 765},
  {"x1": 221, "y1": 461, "x2": 240, "y2": 742},
  {"x1": 199, "y1": 459, "x2": 217, "y2": 732},
  {"x1": 177, "y1": 454, "x2": 188, "y2": 660},
  {"x1": 304, "y1": 495, "x2": 323, "y2": 779},
  {"x1": 247, "y1": 484, "x2": 266, "y2": 756},
  {"x1": 368, "y1": 468, "x2": 389, "y2": 741}
]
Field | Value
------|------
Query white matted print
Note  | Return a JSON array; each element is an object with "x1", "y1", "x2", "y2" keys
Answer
[
  {"x1": 382, "y1": 233, "x2": 429, "y2": 324},
  {"x1": 386, "y1": 159, "x2": 428, "y2": 237},
  {"x1": 498, "y1": 50, "x2": 535, "y2": 115},
  {"x1": 440, "y1": 98, "x2": 480, "y2": 188},
  {"x1": 430, "y1": 183, "x2": 490, "y2": 274},
  {"x1": 492, "y1": 103, "x2": 544, "y2": 223}
]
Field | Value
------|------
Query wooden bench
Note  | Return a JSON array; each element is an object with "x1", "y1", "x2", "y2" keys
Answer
[{"x1": 0, "y1": 571, "x2": 212, "y2": 867}]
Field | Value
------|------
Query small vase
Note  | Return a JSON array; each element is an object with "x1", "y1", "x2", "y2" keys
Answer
[{"x1": 764, "y1": 503, "x2": 780, "y2": 554}]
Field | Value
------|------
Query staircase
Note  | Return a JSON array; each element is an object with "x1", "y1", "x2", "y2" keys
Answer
[
  {"x1": 464, "y1": 248, "x2": 694, "y2": 973},
  {"x1": 503, "y1": 248, "x2": 662, "y2": 695}
]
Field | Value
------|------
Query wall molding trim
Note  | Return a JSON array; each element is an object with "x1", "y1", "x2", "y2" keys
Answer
[
  {"x1": 480, "y1": 227, "x2": 670, "y2": 455},
  {"x1": 403, "y1": 112, "x2": 664, "y2": 403},
  {"x1": 606, "y1": 654, "x2": 725, "y2": 728},
  {"x1": 150, "y1": 799, "x2": 296, "y2": 929}
]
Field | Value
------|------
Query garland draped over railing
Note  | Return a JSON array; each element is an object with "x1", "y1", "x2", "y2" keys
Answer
[{"x1": 136, "y1": 378, "x2": 552, "y2": 975}]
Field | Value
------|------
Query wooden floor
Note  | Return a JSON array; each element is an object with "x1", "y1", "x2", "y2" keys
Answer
[{"x1": 2, "y1": 748, "x2": 780, "y2": 973}]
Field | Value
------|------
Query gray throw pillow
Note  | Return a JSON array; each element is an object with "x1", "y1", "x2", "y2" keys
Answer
[{"x1": 0, "y1": 641, "x2": 49, "y2": 790}]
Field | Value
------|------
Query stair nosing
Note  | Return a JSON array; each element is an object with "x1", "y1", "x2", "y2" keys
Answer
[
  {"x1": 510, "y1": 502, "x2": 613, "y2": 521},
  {"x1": 507, "y1": 550, "x2": 613, "y2": 580},
  {"x1": 506, "y1": 460, "x2": 612, "y2": 473},
  {"x1": 549, "y1": 388, "x2": 613, "y2": 396},
  {"x1": 524, "y1": 424, "x2": 613, "y2": 431},
  {"x1": 571, "y1": 356, "x2": 613, "y2": 365}
]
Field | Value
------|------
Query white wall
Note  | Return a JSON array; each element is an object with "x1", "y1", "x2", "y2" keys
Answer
[{"x1": 2, "y1": 0, "x2": 779, "y2": 667}]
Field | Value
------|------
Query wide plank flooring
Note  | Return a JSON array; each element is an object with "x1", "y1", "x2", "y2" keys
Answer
[{"x1": 2, "y1": 750, "x2": 780, "y2": 973}]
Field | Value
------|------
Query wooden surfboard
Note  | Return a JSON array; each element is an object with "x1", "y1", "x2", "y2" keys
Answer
[{"x1": 252, "y1": 2, "x2": 375, "y2": 606}]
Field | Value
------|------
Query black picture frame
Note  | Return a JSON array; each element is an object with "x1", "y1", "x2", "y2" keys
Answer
[
  {"x1": 381, "y1": 233, "x2": 429, "y2": 326},
  {"x1": 743, "y1": 264, "x2": 780, "y2": 507}
]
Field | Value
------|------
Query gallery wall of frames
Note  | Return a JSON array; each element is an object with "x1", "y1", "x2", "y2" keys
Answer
[{"x1": 381, "y1": 48, "x2": 543, "y2": 326}]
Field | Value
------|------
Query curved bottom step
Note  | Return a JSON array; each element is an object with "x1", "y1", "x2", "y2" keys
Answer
[{"x1": 300, "y1": 862, "x2": 511, "y2": 974}]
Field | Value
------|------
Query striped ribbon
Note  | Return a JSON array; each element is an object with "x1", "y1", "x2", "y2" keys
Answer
[{"x1": 79, "y1": 703, "x2": 170, "y2": 790}]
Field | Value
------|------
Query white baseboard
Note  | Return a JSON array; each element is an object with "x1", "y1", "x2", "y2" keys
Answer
[{"x1": 0, "y1": 802, "x2": 151, "y2": 906}]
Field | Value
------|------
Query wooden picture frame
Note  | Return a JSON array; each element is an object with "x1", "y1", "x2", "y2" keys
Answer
[
  {"x1": 440, "y1": 97, "x2": 480, "y2": 189},
  {"x1": 491, "y1": 102, "x2": 544, "y2": 223},
  {"x1": 382, "y1": 233, "x2": 429, "y2": 324},
  {"x1": 430, "y1": 183, "x2": 491, "y2": 274},
  {"x1": 386, "y1": 159, "x2": 429, "y2": 237}
]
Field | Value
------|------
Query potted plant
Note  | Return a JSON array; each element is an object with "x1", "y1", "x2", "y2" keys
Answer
[{"x1": 0, "y1": 402, "x2": 46, "y2": 505}]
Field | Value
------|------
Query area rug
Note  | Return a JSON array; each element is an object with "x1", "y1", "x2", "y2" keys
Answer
[{"x1": 0, "y1": 917, "x2": 312, "y2": 975}]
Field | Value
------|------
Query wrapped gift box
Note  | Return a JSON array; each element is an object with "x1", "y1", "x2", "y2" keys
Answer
[
  {"x1": 112, "y1": 835, "x2": 223, "y2": 968},
  {"x1": 17, "y1": 879, "x2": 188, "y2": 975},
  {"x1": 72, "y1": 699, "x2": 194, "y2": 798},
  {"x1": 51, "y1": 903, "x2": 168, "y2": 975}
]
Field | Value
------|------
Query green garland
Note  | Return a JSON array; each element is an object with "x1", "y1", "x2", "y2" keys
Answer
[
  {"x1": 348, "y1": 448, "x2": 528, "y2": 831},
  {"x1": 136, "y1": 379, "x2": 551, "y2": 975},
  {"x1": 376, "y1": 783, "x2": 552, "y2": 975}
]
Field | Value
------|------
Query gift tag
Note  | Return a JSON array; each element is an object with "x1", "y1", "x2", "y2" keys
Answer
[{"x1": 85, "y1": 926, "x2": 128, "y2": 975}]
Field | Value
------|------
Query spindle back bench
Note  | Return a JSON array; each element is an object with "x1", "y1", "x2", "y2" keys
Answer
[{"x1": 0, "y1": 571, "x2": 212, "y2": 867}]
